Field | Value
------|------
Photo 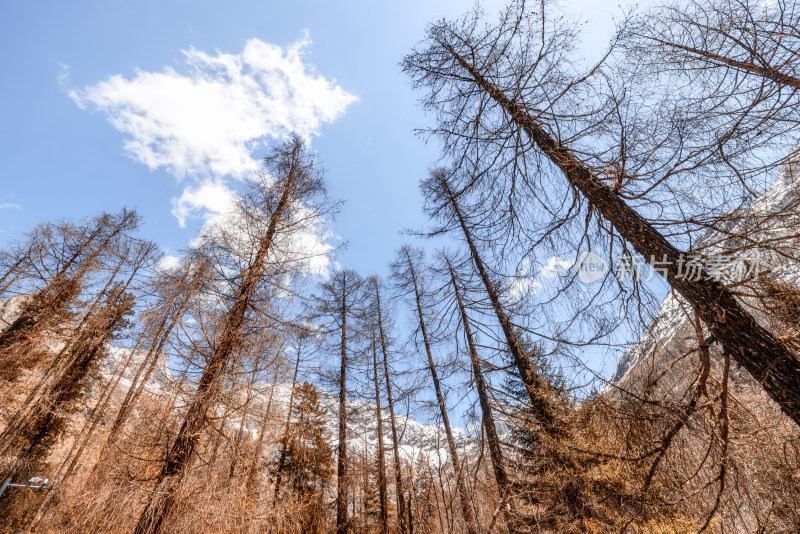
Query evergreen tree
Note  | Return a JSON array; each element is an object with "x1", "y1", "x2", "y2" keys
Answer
[{"x1": 273, "y1": 382, "x2": 334, "y2": 533}]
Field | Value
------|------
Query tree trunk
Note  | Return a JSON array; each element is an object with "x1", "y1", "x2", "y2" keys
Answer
[
  {"x1": 133, "y1": 155, "x2": 298, "y2": 534},
  {"x1": 376, "y1": 288, "x2": 409, "y2": 534},
  {"x1": 445, "y1": 44, "x2": 800, "y2": 428},
  {"x1": 441, "y1": 177, "x2": 562, "y2": 438},
  {"x1": 447, "y1": 261, "x2": 510, "y2": 497},
  {"x1": 336, "y1": 279, "x2": 350, "y2": 534},
  {"x1": 647, "y1": 35, "x2": 800, "y2": 90},
  {"x1": 403, "y1": 251, "x2": 478, "y2": 534},
  {"x1": 274, "y1": 341, "x2": 302, "y2": 496},
  {"x1": 106, "y1": 280, "x2": 195, "y2": 447},
  {"x1": 371, "y1": 330, "x2": 389, "y2": 534},
  {"x1": 246, "y1": 366, "x2": 280, "y2": 493}
]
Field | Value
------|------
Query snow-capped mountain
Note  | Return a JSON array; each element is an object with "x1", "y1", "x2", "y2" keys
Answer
[
  {"x1": 611, "y1": 153, "x2": 800, "y2": 388},
  {"x1": 98, "y1": 348, "x2": 475, "y2": 464}
]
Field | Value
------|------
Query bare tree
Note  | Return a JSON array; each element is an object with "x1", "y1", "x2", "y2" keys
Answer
[
  {"x1": 370, "y1": 276, "x2": 411, "y2": 534},
  {"x1": 402, "y1": 1, "x2": 800, "y2": 427},
  {"x1": 133, "y1": 136, "x2": 333, "y2": 534},
  {"x1": 274, "y1": 326, "x2": 311, "y2": 496},
  {"x1": 392, "y1": 246, "x2": 478, "y2": 534},
  {"x1": 441, "y1": 253, "x2": 510, "y2": 503},
  {"x1": 0, "y1": 210, "x2": 139, "y2": 386},
  {"x1": 316, "y1": 269, "x2": 364, "y2": 534}
]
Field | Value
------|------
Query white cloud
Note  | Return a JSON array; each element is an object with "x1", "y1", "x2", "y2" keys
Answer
[
  {"x1": 171, "y1": 178, "x2": 236, "y2": 227},
  {"x1": 71, "y1": 36, "x2": 356, "y2": 224},
  {"x1": 0, "y1": 202, "x2": 21, "y2": 210},
  {"x1": 506, "y1": 256, "x2": 574, "y2": 301},
  {"x1": 158, "y1": 254, "x2": 181, "y2": 271}
]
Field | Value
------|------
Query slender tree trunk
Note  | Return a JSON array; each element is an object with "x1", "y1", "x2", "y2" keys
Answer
[
  {"x1": 376, "y1": 288, "x2": 409, "y2": 534},
  {"x1": 228, "y1": 374, "x2": 255, "y2": 480},
  {"x1": 106, "y1": 282, "x2": 195, "y2": 447},
  {"x1": 403, "y1": 252, "x2": 477, "y2": 534},
  {"x1": 645, "y1": 35, "x2": 800, "y2": 90},
  {"x1": 445, "y1": 44, "x2": 800, "y2": 428},
  {"x1": 274, "y1": 342, "x2": 302, "y2": 496},
  {"x1": 441, "y1": 179, "x2": 562, "y2": 438},
  {"x1": 133, "y1": 156, "x2": 298, "y2": 534},
  {"x1": 0, "y1": 255, "x2": 134, "y2": 457},
  {"x1": 371, "y1": 330, "x2": 389, "y2": 534},
  {"x1": 336, "y1": 279, "x2": 350, "y2": 534},
  {"x1": 0, "y1": 285, "x2": 133, "y2": 524},
  {"x1": 447, "y1": 261, "x2": 510, "y2": 497},
  {"x1": 428, "y1": 462, "x2": 447, "y2": 534},
  {"x1": 0, "y1": 255, "x2": 29, "y2": 298},
  {"x1": 246, "y1": 366, "x2": 280, "y2": 493}
]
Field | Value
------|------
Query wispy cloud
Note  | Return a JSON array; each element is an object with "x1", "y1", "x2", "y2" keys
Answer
[
  {"x1": 0, "y1": 202, "x2": 22, "y2": 210},
  {"x1": 69, "y1": 36, "x2": 356, "y2": 226},
  {"x1": 506, "y1": 255, "x2": 575, "y2": 302}
]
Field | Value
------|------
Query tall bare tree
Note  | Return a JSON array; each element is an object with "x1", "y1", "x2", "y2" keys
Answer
[
  {"x1": 403, "y1": 1, "x2": 800, "y2": 427},
  {"x1": 133, "y1": 136, "x2": 333, "y2": 534},
  {"x1": 441, "y1": 254, "x2": 510, "y2": 502},
  {"x1": 370, "y1": 276, "x2": 411, "y2": 534},
  {"x1": 366, "y1": 320, "x2": 390, "y2": 534},
  {"x1": 316, "y1": 269, "x2": 363, "y2": 534},
  {"x1": 392, "y1": 246, "x2": 478, "y2": 534}
]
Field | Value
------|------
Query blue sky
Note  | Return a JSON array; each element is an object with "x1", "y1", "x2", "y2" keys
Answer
[{"x1": 0, "y1": 0, "x2": 641, "y2": 277}]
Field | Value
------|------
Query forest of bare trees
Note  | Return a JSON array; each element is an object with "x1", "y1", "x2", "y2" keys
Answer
[{"x1": 2, "y1": 0, "x2": 800, "y2": 532}]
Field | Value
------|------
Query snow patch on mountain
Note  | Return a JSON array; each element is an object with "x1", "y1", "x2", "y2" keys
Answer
[{"x1": 611, "y1": 152, "x2": 800, "y2": 386}]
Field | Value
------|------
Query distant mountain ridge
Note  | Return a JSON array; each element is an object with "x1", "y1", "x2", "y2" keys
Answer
[{"x1": 611, "y1": 153, "x2": 800, "y2": 388}]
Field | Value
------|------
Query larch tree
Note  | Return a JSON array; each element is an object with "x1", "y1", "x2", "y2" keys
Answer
[
  {"x1": 0, "y1": 210, "x2": 139, "y2": 386},
  {"x1": 370, "y1": 318, "x2": 389, "y2": 534},
  {"x1": 391, "y1": 246, "x2": 478, "y2": 534},
  {"x1": 368, "y1": 275, "x2": 411, "y2": 534},
  {"x1": 271, "y1": 381, "x2": 334, "y2": 532},
  {"x1": 440, "y1": 253, "x2": 510, "y2": 505},
  {"x1": 0, "y1": 284, "x2": 135, "y2": 529},
  {"x1": 402, "y1": 0, "x2": 800, "y2": 428},
  {"x1": 422, "y1": 171, "x2": 565, "y2": 441},
  {"x1": 133, "y1": 136, "x2": 334, "y2": 534},
  {"x1": 315, "y1": 268, "x2": 364, "y2": 534},
  {"x1": 274, "y1": 325, "x2": 313, "y2": 496}
]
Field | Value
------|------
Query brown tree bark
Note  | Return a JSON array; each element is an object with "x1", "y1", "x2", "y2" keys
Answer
[
  {"x1": 0, "y1": 210, "x2": 136, "y2": 354},
  {"x1": 645, "y1": 35, "x2": 800, "y2": 90},
  {"x1": 401, "y1": 249, "x2": 478, "y2": 534},
  {"x1": 438, "y1": 176, "x2": 563, "y2": 439},
  {"x1": 443, "y1": 43, "x2": 800, "y2": 428},
  {"x1": 133, "y1": 144, "x2": 301, "y2": 534},
  {"x1": 446, "y1": 259, "x2": 510, "y2": 497},
  {"x1": 336, "y1": 275, "x2": 350, "y2": 534}
]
